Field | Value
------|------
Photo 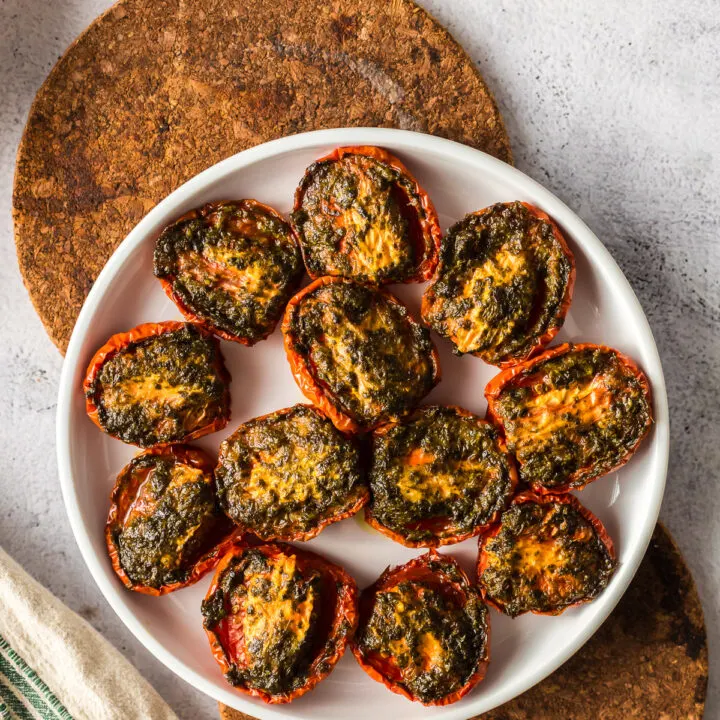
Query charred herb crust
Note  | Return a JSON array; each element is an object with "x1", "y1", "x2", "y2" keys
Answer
[
  {"x1": 369, "y1": 406, "x2": 515, "y2": 545},
  {"x1": 215, "y1": 405, "x2": 366, "y2": 539},
  {"x1": 423, "y1": 202, "x2": 572, "y2": 363},
  {"x1": 480, "y1": 500, "x2": 616, "y2": 616},
  {"x1": 88, "y1": 324, "x2": 229, "y2": 447},
  {"x1": 292, "y1": 153, "x2": 428, "y2": 283},
  {"x1": 201, "y1": 547, "x2": 346, "y2": 697},
  {"x1": 491, "y1": 346, "x2": 652, "y2": 490},
  {"x1": 154, "y1": 201, "x2": 302, "y2": 342},
  {"x1": 111, "y1": 452, "x2": 229, "y2": 590},
  {"x1": 357, "y1": 554, "x2": 488, "y2": 704},
  {"x1": 287, "y1": 280, "x2": 438, "y2": 428}
]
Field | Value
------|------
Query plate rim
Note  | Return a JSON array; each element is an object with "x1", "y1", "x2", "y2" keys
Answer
[{"x1": 56, "y1": 127, "x2": 669, "y2": 719}]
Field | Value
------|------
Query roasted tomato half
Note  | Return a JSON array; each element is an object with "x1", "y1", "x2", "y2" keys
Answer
[
  {"x1": 202, "y1": 542, "x2": 358, "y2": 704},
  {"x1": 153, "y1": 200, "x2": 303, "y2": 345},
  {"x1": 477, "y1": 492, "x2": 616, "y2": 617},
  {"x1": 352, "y1": 550, "x2": 489, "y2": 706},
  {"x1": 485, "y1": 342, "x2": 653, "y2": 493},
  {"x1": 421, "y1": 201, "x2": 575, "y2": 366},
  {"x1": 84, "y1": 321, "x2": 231, "y2": 448},
  {"x1": 215, "y1": 404, "x2": 368, "y2": 541},
  {"x1": 282, "y1": 277, "x2": 441, "y2": 433},
  {"x1": 105, "y1": 445, "x2": 238, "y2": 595},
  {"x1": 291, "y1": 146, "x2": 441, "y2": 284},
  {"x1": 366, "y1": 405, "x2": 517, "y2": 547}
]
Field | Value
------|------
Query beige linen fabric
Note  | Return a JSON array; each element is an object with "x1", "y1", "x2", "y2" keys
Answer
[{"x1": 0, "y1": 547, "x2": 178, "y2": 720}]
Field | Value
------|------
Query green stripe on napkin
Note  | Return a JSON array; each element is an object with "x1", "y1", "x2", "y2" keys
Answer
[{"x1": 0, "y1": 635, "x2": 73, "y2": 720}]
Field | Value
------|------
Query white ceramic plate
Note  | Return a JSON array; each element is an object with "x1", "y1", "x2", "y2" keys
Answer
[{"x1": 57, "y1": 128, "x2": 669, "y2": 719}]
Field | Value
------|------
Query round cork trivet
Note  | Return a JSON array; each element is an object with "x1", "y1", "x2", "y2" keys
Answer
[
  {"x1": 13, "y1": 0, "x2": 511, "y2": 353},
  {"x1": 218, "y1": 523, "x2": 707, "y2": 720}
]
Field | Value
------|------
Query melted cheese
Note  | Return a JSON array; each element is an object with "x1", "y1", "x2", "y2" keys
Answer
[
  {"x1": 397, "y1": 459, "x2": 498, "y2": 504},
  {"x1": 104, "y1": 374, "x2": 189, "y2": 411},
  {"x1": 245, "y1": 460, "x2": 314, "y2": 504},
  {"x1": 313, "y1": 296, "x2": 427, "y2": 417},
  {"x1": 509, "y1": 376, "x2": 613, "y2": 449},
  {"x1": 335, "y1": 164, "x2": 409, "y2": 277},
  {"x1": 102, "y1": 368, "x2": 213, "y2": 439},
  {"x1": 177, "y1": 245, "x2": 276, "y2": 302},
  {"x1": 322, "y1": 329, "x2": 382, "y2": 402},
  {"x1": 317, "y1": 300, "x2": 397, "y2": 412},
  {"x1": 243, "y1": 553, "x2": 316, "y2": 657},
  {"x1": 300, "y1": 284, "x2": 433, "y2": 424},
  {"x1": 508, "y1": 533, "x2": 588, "y2": 601},
  {"x1": 241, "y1": 415, "x2": 337, "y2": 505},
  {"x1": 417, "y1": 632, "x2": 444, "y2": 671},
  {"x1": 352, "y1": 222, "x2": 405, "y2": 274},
  {"x1": 340, "y1": 208, "x2": 405, "y2": 275},
  {"x1": 445, "y1": 248, "x2": 530, "y2": 353},
  {"x1": 376, "y1": 587, "x2": 450, "y2": 677},
  {"x1": 397, "y1": 439, "x2": 500, "y2": 505},
  {"x1": 512, "y1": 534, "x2": 569, "y2": 573},
  {"x1": 387, "y1": 637, "x2": 410, "y2": 658},
  {"x1": 166, "y1": 464, "x2": 206, "y2": 489}
]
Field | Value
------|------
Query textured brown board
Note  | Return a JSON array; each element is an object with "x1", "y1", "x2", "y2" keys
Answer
[
  {"x1": 219, "y1": 523, "x2": 707, "y2": 720},
  {"x1": 12, "y1": 0, "x2": 511, "y2": 353}
]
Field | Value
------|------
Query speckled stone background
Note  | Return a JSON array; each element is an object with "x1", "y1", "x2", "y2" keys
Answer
[{"x1": 1, "y1": 1, "x2": 718, "y2": 718}]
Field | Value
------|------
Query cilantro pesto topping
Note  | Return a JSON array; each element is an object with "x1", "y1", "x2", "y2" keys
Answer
[
  {"x1": 480, "y1": 499, "x2": 616, "y2": 616},
  {"x1": 369, "y1": 406, "x2": 515, "y2": 545},
  {"x1": 216, "y1": 405, "x2": 366, "y2": 539},
  {"x1": 90, "y1": 324, "x2": 229, "y2": 447},
  {"x1": 112, "y1": 452, "x2": 228, "y2": 590},
  {"x1": 154, "y1": 201, "x2": 302, "y2": 343},
  {"x1": 288, "y1": 280, "x2": 438, "y2": 428},
  {"x1": 490, "y1": 346, "x2": 652, "y2": 490},
  {"x1": 292, "y1": 152, "x2": 428, "y2": 283},
  {"x1": 422, "y1": 201, "x2": 573, "y2": 364},
  {"x1": 357, "y1": 555, "x2": 488, "y2": 704}
]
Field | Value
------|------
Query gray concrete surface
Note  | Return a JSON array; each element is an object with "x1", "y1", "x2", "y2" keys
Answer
[{"x1": 1, "y1": 0, "x2": 717, "y2": 717}]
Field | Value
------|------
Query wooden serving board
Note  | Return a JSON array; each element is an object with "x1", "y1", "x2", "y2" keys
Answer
[
  {"x1": 219, "y1": 523, "x2": 708, "y2": 720},
  {"x1": 12, "y1": 0, "x2": 511, "y2": 353}
]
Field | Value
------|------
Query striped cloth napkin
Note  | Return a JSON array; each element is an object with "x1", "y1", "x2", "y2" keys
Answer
[{"x1": 0, "y1": 547, "x2": 178, "y2": 720}]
